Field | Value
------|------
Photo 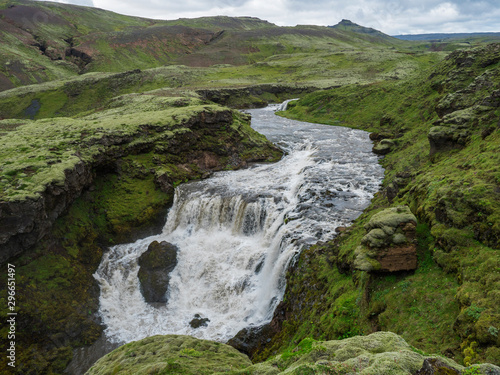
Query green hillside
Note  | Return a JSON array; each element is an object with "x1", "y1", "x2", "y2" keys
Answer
[
  {"x1": 0, "y1": 0, "x2": 414, "y2": 92},
  {"x1": 259, "y1": 42, "x2": 500, "y2": 367}
]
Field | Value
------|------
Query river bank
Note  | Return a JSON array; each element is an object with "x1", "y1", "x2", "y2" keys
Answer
[{"x1": 254, "y1": 43, "x2": 500, "y2": 367}]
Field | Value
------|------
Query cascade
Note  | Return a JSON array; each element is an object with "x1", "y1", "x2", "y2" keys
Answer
[{"x1": 93, "y1": 103, "x2": 384, "y2": 345}]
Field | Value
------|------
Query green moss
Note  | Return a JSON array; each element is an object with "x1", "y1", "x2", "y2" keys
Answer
[
  {"x1": 85, "y1": 332, "x2": 499, "y2": 375},
  {"x1": 0, "y1": 95, "x2": 233, "y2": 202},
  {"x1": 86, "y1": 335, "x2": 252, "y2": 375}
]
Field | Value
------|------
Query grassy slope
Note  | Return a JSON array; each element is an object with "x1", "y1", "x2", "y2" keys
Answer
[
  {"x1": 0, "y1": 47, "x2": 439, "y2": 121},
  {"x1": 257, "y1": 43, "x2": 500, "y2": 366},
  {"x1": 0, "y1": 0, "x2": 161, "y2": 89}
]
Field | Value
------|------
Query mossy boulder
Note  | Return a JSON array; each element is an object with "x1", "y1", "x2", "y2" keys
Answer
[
  {"x1": 428, "y1": 125, "x2": 470, "y2": 156},
  {"x1": 247, "y1": 332, "x2": 499, "y2": 375},
  {"x1": 137, "y1": 241, "x2": 178, "y2": 303},
  {"x1": 355, "y1": 206, "x2": 418, "y2": 272},
  {"x1": 85, "y1": 335, "x2": 253, "y2": 375},
  {"x1": 372, "y1": 138, "x2": 395, "y2": 155}
]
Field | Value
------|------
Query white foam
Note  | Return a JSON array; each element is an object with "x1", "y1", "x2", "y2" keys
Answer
[{"x1": 93, "y1": 103, "x2": 384, "y2": 344}]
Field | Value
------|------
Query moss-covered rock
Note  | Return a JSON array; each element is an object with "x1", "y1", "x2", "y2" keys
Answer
[
  {"x1": 372, "y1": 138, "x2": 395, "y2": 155},
  {"x1": 86, "y1": 332, "x2": 500, "y2": 375},
  {"x1": 85, "y1": 335, "x2": 253, "y2": 375},
  {"x1": 354, "y1": 206, "x2": 418, "y2": 272},
  {"x1": 428, "y1": 125, "x2": 470, "y2": 156}
]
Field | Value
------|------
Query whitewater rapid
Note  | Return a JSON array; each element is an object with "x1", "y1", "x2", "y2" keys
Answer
[{"x1": 93, "y1": 103, "x2": 384, "y2": 345}]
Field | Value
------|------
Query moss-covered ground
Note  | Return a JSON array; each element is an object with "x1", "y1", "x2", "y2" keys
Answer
[
  {"x1": 259, "y1": 43, "x2": 500, "y2": 366},
  {"x1": 87, "y1": 332, "x2": 500, "y2": 375}
]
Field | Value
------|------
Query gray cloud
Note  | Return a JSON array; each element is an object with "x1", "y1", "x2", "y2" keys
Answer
[{"x1": 35, "y1": 0, "x2": 500, "y2": 34}]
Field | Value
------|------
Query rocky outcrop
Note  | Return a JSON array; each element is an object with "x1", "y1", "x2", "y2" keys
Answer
[
  {"x1": 138, "y1": 241, "x2": 178, "y2": 303},
  {"x1": 189, "y1": 314, "x2": 210, "y2": 328},
  {"x1": 372, "y1": 138, "x2": 395, "y2": 155},
  {"x1": 428, "y1": 125, "x2": 470, "y2": 156},
  {"x1": 0, "y1": 161, "x2": 92, "y2": 264},
  {"x1": 354, "y1": 206, "x2": 418, "y2": 272},
  {"x1": 227, "y1": 324, "x2": 275, "y2": 358},
  {"x1": 0, "y1": 106, "x2": 282, "y2": 264},
  {"x1": 415, "y1": 358, "x2": 461, "y2": 375}
]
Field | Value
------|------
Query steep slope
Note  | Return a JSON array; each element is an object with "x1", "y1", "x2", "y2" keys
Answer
[
  {"x1": 0, "y1": 0, "x2": 160, "y2": 89},
  {"x1": 258, "y1": 43, "x2": 500, "y2": 366}
]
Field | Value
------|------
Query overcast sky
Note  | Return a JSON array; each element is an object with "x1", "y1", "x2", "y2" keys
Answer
[{"x1": 40, "y1": 0, "x2": 500, "y2": 35}]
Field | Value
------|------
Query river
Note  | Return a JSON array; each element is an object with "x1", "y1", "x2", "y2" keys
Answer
[{"x1": 67, "y1": 102, "x2": 384, "y2": 374}]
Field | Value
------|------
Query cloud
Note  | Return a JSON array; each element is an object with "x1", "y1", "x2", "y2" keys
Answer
[{"x1": 34, "y1": 0, "x2": 500, "y2": 34}]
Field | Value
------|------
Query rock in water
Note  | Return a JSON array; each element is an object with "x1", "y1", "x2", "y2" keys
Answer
[
  {"x1": 138, "y1": 241, "x2": 178, "y2": 303},
  {"x1": 189, "y1": 314, "x2": 210, "y2": 329}
]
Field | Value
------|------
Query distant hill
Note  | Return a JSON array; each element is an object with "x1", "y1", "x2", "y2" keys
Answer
[
  {"x1": 329, "y1": 19, "x2": 397, "y2": 41},
  {"x1": 0, "y1": 1, "x2": 406, "y2": 92},
  {"x1": 393, "y1": 32, "x2": 500, "y2": 41}
]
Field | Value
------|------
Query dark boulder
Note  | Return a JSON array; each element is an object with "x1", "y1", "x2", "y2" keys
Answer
[
  {"x1": 415, "y1": 358, "x2": 461, "y2": 374},
  {"x1": 189, "y1": 314, "x2": 210, "y2": 329},
  {"x1": 138, "y1": 241, "x2": 178, "y2": 303},
  {"x1": 227, "y1": 324, "x2": 273, "y2": 359}
]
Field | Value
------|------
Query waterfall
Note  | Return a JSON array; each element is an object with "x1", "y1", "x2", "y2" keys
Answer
[
  {"x1": 93, "y1": 103, "x2": 384, "y2": 345},
  {"x1": 276, "y1": 98, "x2": 299, "y2": 111}
]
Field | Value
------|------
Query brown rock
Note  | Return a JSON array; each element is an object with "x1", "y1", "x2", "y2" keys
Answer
[
  {"x1": 375, "y1": 245, "x2": 417, "y2": 272},
  {"x1": 354, "y1": 206, "x2": 418, "y2": 273},
  {"x1": 415, "y1": 358, "x2": 461, "y2": 375}
]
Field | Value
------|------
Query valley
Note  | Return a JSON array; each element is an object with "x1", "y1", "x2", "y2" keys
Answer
[{"x1": 0, "y1": 1, "x2": 499, "y2": 374}]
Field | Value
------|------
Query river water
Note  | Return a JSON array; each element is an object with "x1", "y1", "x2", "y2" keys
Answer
[{"x1": 69, "y1": 103, "x2": 384, "y2": 373}]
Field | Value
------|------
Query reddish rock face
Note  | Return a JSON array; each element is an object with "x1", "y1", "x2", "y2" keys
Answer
[
  {"x1": 354, "y1": 206, "x2": 418, "y2": 273},
  {"x1": 375, "y1": 244, "x2": 417, "y2": 272}
]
